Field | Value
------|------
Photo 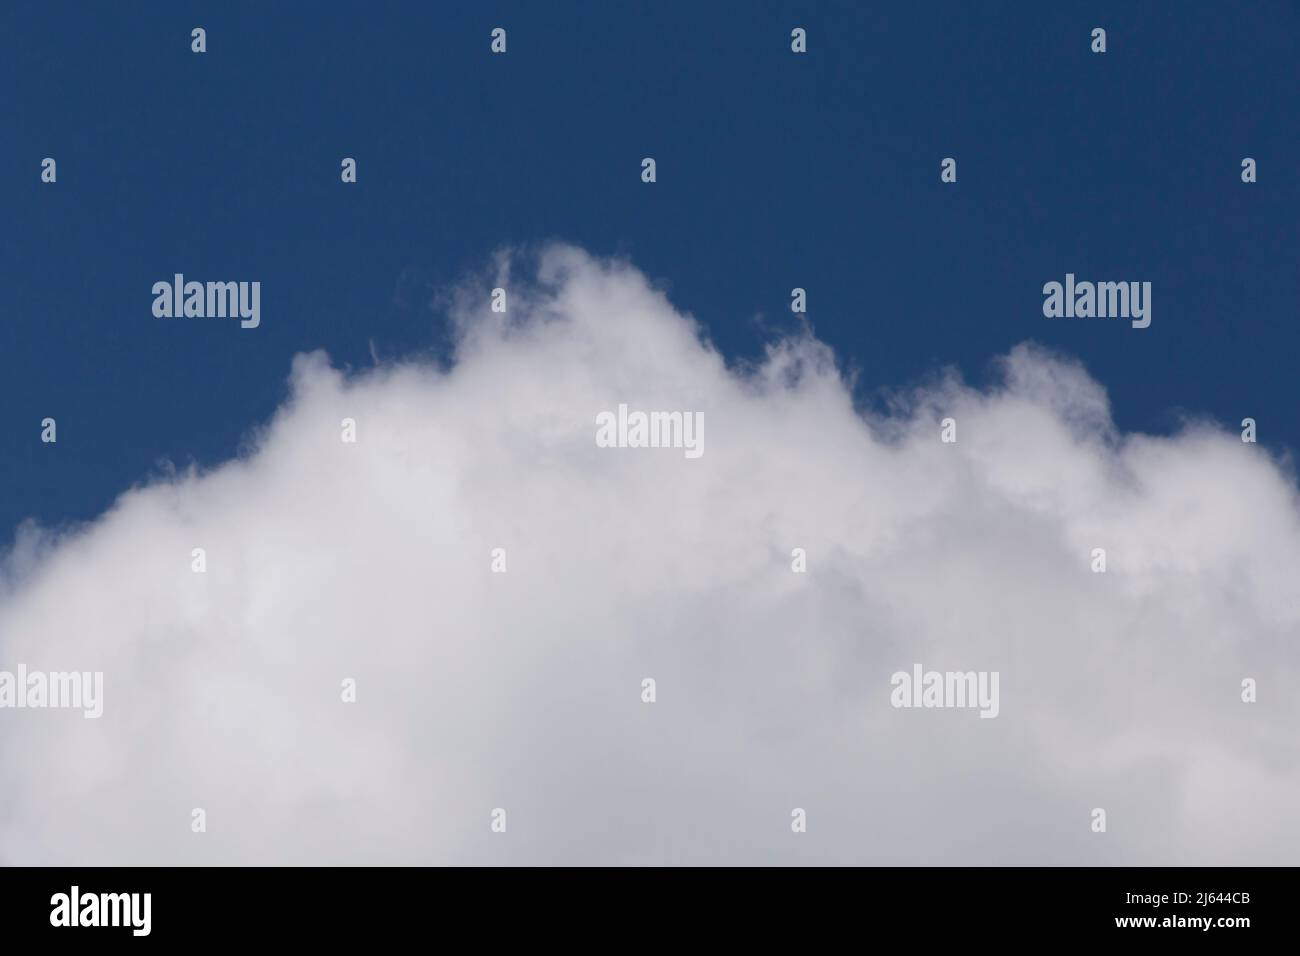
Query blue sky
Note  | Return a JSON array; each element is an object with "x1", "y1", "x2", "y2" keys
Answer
[{"x1": 3, "y1": 0, "x2": 1298, "y2": 539}]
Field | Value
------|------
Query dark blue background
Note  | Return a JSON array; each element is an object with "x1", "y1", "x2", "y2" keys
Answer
[{"x1": 3, "y1": 1, "x2": 1297, "y2": 540}]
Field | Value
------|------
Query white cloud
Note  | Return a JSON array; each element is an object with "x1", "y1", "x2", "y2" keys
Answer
[{"x1": 2, "y1": 243, "x2": 1298, "y2": 864}]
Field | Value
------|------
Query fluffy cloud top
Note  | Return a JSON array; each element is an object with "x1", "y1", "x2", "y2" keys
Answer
[{"x1": 2, "y1": 244, "x2": 1297, "y2": 864}]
